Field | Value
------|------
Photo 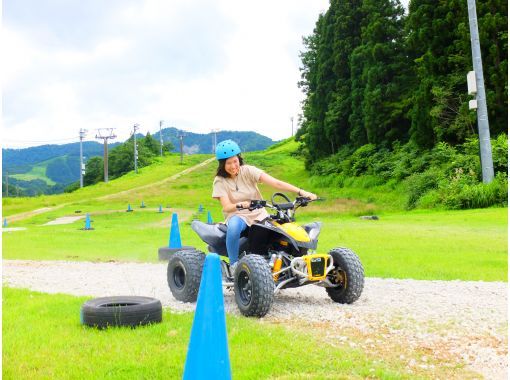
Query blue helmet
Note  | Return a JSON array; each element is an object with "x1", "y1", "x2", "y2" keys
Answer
[{"x1": 215, "y1": 139, "x2": 241, "y2": 160}]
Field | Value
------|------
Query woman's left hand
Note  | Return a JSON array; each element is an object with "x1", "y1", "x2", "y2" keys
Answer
[{"x1": 300, "y1": 190, "x2": 317, "y2": 200}]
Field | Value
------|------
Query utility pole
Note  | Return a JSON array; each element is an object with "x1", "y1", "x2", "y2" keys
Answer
[
  {"x1": 133, "y1": 124, "x2": 139, "y2": 174},
  {"x1": 5, "y1": 171, "x2": 8, "y2": 197},
  {"x1": 290, "y1": 117, "x2": 294, "y2": 137},
  {"x1": 79, "y1": 129, "x2": 87, "y2": 188},
  {"x1": 95, "y1": 128, "x2": 116, "y2": 183},
  {"x1": 211, "y1": 129, "x2": 219, "y2": 154},
  {"x1": 466, "y1": 0, "x2": 494, "y2": 183},
  {"x1": 178, "y1": 133, "x2": 185, "y2": 164},
  {"x1": 159, "y1": 120, "x2": 164, "y2": 157}
]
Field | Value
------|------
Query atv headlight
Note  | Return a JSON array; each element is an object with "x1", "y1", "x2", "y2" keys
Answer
[{"x1": 302, "y1": 254, "x2": 329, "y2": 281}]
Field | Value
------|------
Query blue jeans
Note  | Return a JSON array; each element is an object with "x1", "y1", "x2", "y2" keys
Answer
[{"x1": 226, "y1": 216, "x2": 248, "y2": 265}]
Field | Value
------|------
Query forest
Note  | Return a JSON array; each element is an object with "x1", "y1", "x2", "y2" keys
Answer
[{"x1": 297, "y1": 0, "x2": 507, "y2": 209}]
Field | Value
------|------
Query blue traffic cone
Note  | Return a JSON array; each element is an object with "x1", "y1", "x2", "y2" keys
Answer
[
  {"x1": 127, "y1": 204, "x2": 133, "y2": 212},
  {"x1": 198, "y1": 204, "x2": 204, "y2": 213},
  {"x1": 84, "y1": 213, "x2": 92, "y2": 230},
  {"x1": 158, "y1": 212, "x2": 195, "y2": 260},
  {"x1": 183, "y1": 253, "x2": 231, "y2": 380},
  {"x1": 168, "y1": 213, "x2": 182, "y2": 249},
  {"x1": 140, "y1": 201, "x2": 146, "y2": 208},
  {"x1": 207, "y1": 211, "x2": 213, "y2": 224},
  {"x1": 3, "y1": 218, "x2": 7, "y2": 228},
  {"x1": 158, "y1": 205, "x2": 163, "y2": 213}
]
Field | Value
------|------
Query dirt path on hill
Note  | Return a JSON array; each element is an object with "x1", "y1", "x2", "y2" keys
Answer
[
  {"x1": 4, "y1": 157, "x2": 215, "y2": 223},
  {"x1": 3, "y1": 259, "x2": 507, "y2": 379},
  {"x1": 98, "y1": 157, "x2": 215, "y2": 201}
]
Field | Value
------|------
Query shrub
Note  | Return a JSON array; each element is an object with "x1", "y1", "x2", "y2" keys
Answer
[
  {"x1": 64, "y1": 181, "x2": 80, "y2": 193},
  {"x1": 492, "y1": 133, "x2": 508, "y2": 174},
  {"x1": 430, "y1": 141, "x2": 458, "y2": 166},
  {"x1": 350, "y1": 144, "x2": 377, "y2": 176},
  {"x1": 404, "y1": 168, "x2": 442, "y2": 209},
  {"x1": 306, "y1": 133, "x2": 507, "y2": 211},
  {"x1": 437, "y1": 172, "x2": 508, "y2": 209},
  {"x1": 389, "y1": 143, "x2": 421, "y2": 180},
  {"x1": 415, "y1": 189, "x2": 440, "y2": 209}
]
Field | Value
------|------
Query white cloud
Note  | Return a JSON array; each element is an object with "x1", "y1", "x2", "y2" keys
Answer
[{"x1": 2, "y1": 0, "x2": 329, "y2": 148}]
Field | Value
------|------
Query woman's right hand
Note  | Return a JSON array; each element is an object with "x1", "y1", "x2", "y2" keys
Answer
[{"x1": 236, "y1": 201, "x2": 250, "y2": 210}]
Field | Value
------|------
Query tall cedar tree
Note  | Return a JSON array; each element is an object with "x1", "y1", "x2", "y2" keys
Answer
[
  {"x1": 299, "y1": 2, "x2": 365, "y2": 160},
  {"x1": 300, "y1": 0, "x2": 506, "y2": 161},
  {"x1": 300, "y1": 0, "x2": 411, "y2": 158},
  {"x1": 299, "y1": 15, "x2": 326, "y2": 160},
  {"x1": 407, "y1": 0, "x2": 507, "y2": 148},
  {"x1": 352, "y1": 0, "x2": 410, "y2": 147}
]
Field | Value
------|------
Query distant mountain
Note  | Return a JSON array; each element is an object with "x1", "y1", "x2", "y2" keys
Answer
[
  {"x1": 2, "y1": 129, "x2": 276, "y2": 196},
  {"x1": 153, "y1": 128, "x2": 275, "y2": 155},
  {"x1": 2, "y1": 141, "x2": 121, "y2": 175}
]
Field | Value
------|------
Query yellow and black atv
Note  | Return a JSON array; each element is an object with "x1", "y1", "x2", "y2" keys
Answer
[{"x1": 167, "y1": 193, "x2": 364, "y2": 317}]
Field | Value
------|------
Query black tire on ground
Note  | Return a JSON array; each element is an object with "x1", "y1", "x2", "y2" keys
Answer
[
  {"x1": 167, "y1": 250, "x2": 206, "y2": 302},
  {"x1": 81, "y1": 296, "x2": 162, "y2": 329},
  {"x1": 326, "y1": 247, "x2": 364, "y2": 304},
  {"x1": 234, "y1": 255, "x2": 274, "y2": 317}
]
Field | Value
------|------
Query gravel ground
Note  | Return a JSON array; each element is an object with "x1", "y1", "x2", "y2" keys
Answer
[{"x1": 3, "y1": 259, "x2": 507, "y2": 379}]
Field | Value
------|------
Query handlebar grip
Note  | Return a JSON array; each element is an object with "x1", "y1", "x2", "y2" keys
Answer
[{"x1": 248, "y1": 200, "x2": 267, "y2": 210}]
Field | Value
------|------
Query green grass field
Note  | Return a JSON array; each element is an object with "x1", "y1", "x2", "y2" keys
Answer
[
  {"x1": 2, "y1": 206, "x2": 507, "y2": 281},
  {"x1": 2, "y1": 140, "x2": 506, "y2": 379},
  {"x1": 3, "y1": 142, "x2": 507, "y2": 281},
  {"x1": 3, "y1": 287, "x2": 475, "y2": 379}
]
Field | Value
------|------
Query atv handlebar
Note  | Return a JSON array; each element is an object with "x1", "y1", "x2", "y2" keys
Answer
[{"x1": 243, "y1": 195, "x2": 321, "y2": 211}]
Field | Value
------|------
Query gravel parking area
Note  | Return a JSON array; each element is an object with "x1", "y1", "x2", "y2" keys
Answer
[{"x1": 3, "y1": 259, "x2": 507, "y2": 379}]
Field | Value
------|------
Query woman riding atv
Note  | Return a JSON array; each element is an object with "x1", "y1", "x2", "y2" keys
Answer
[
  {"x1": 212, "y1": 139, "x2": 317, "y2": 272},
  {"x1": 167, "y1": 141, "x2": 364, "y2": 317}
]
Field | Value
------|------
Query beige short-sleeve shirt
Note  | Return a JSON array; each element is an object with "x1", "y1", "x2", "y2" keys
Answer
[{"x1": 212, "y1": 165, "x2": 269, "y2": 226}]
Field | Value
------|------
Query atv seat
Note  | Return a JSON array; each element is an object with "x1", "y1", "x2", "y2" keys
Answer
[{"x1": 191, "y1": 220, "x2": 248, "y2": 257}]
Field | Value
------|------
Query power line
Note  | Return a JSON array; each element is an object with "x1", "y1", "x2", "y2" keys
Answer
[{"x1": 3, "y1": 137, "x2": 78, "y2": 144}]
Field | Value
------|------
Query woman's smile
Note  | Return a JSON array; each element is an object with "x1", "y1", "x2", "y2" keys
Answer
[{"x1": 225, "y1": 156, "x2": 240, "y2": 178}]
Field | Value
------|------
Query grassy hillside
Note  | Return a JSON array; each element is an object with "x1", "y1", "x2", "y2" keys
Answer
[
  {"x1": 2, "y1": 140, "x2": 508, "y2": 281},
  {"x1": 10, "y1": 160, "x2": 56, "y2": 186}
]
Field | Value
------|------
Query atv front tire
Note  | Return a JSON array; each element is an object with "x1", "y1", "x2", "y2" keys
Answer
[
  {"x1": 234, "y1": 255, "x2": 274, "y2": 317},
  {"x1": 167, "y1": 250, "x2": 205, "y2": 302},
  {"x1": 326, "y1": 248, "x2": 364, "y2": 304}
]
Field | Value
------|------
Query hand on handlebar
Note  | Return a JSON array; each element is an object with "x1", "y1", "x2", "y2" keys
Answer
[
  {"x1": 235, "y1": 201, "x2": 251, "y2": 210},
  {"x1": 235, "y1": 200, "x2": 267, "y2": 211},
  {"x1": 300, "y1": 190, "x2": 317, "y2": 200}
]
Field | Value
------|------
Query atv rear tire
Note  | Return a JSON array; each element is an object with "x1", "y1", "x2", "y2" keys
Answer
[
  {"x1": 167, "y1": 250, "x2": 205, "y2": 302},
  {"x1": 326, "y1": 248, "x2": 364, "y2": 304},
  {"x1": 234, "y1": 255, "x2": 274, "y2": 317}
]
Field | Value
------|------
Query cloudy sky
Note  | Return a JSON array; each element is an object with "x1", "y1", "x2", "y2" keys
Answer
[{"x1": 2, "y1": 0, "x2": 334, "y2": 148}]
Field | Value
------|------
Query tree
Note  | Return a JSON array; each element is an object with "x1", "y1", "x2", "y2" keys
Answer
[
  {"x1": 109, "y1": 136, "x2": 155, "y2": 179},
  {"x1": 163, "y1": 142, "x2": 174, "y2": 153},
  {"x1": 355, "y1": 0, "x2": 411, "y2": 147},
  {"x1": 406, "y1": 0, "x2": 507, "y2": 147},
  {"x1": 83, "y1": 157, "x2": 104, "y2": 186},
  {"x1": 143, "y1": 132, "x2": 160, "y2": 155}
]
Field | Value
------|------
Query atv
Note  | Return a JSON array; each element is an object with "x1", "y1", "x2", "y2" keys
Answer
[{"x1": 167, "y1": 193, "x2": 364, "y2": 317}]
